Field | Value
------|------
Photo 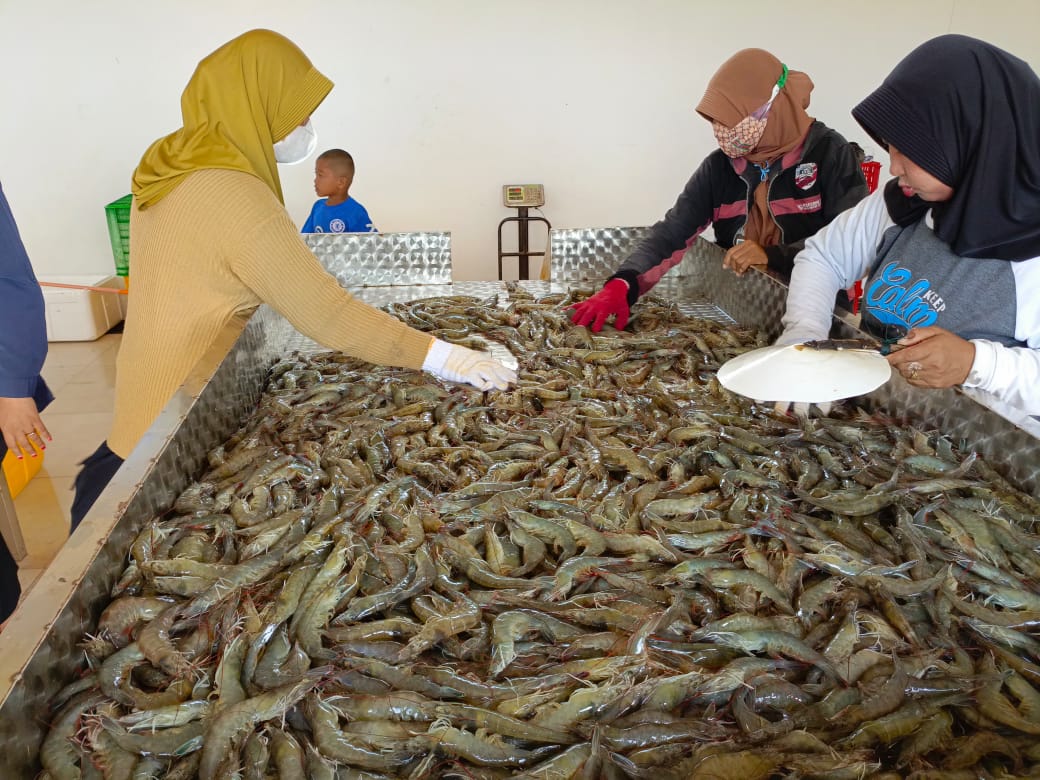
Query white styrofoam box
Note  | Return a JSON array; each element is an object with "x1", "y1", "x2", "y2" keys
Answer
[{"x1": 39, "y1": 274, "x2": 126, "y2": 342}]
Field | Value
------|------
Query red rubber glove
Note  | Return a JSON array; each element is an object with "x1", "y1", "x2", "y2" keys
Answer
[{"x1": 567, "y1": 279, "x2": 631, "y2": 332}]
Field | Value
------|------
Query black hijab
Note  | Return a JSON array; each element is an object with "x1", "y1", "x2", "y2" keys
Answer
[{"x1": 851, "y1": 34, "x2": 1040, "y2": 261}]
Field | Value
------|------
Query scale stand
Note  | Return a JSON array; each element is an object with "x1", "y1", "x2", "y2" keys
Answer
[{"x1": 497, "y1": 185, "x2": 551, "y2": 281}]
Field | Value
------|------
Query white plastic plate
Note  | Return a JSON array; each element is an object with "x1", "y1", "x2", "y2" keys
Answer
[{"x1": 717, "y1": 344, "x2": 892, "y2": 404}]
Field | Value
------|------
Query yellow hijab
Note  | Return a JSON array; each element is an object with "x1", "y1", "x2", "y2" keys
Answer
[{"x1": 132, "y1": 29, "x2": 334, "y2": 209}]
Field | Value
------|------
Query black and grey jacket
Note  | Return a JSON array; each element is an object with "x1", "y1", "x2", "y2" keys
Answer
[{"x1": 610, "y1": 120, "x2": 868, "y2": 305}]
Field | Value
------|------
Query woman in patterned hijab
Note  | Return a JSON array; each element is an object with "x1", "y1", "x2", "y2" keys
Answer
[{"x1": 570, "y1": 49, "x2": 866, "y2": 332}]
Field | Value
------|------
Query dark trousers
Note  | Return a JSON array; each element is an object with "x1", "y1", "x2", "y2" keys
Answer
[
  {"x1": 0, "y1": 443, "x2": 20, "y2": 623},
  {"x1": 0, "y1": 440, "x2": 124, "y2": 623},
  {"x1": 71, "y1": 442, "x2": 125, "y2": 532}
]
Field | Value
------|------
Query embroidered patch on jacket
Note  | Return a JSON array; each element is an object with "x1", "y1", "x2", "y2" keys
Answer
[{"x1": 794, "y1": 162, "x2": 818, "y2": 190}]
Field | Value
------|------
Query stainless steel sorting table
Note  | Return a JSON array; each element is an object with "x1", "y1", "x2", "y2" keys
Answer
[{"x1": 0, "y1": 229, "x2": 1036, "y2": 775}]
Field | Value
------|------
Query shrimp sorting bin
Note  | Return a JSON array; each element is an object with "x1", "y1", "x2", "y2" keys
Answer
[{"x1": 0, "y1": 230, "x2": 1037, "y2": 775}]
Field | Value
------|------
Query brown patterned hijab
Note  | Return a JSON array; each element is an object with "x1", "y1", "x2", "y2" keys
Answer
[
  {"x1": 697, "y1": 48, "x2": 814, "y2": 165},
  {"x1": 697, "y1": 49, "x2": 815, "y2": 246}
]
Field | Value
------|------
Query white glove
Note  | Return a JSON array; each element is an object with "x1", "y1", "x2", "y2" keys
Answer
[{"x1": 422, "y1": 339, "x2": 516, "y2": 391}]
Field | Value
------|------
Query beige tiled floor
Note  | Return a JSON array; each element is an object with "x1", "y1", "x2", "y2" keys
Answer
[{"x1": 11, "y1": 333, "x2": 121, "y2": 592}]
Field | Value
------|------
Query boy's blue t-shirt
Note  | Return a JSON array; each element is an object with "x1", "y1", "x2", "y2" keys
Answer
[{"x1": 302, "y1": 197, "x2": 376, "y2": 233}]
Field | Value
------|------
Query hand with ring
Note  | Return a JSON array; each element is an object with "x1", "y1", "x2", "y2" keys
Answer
[
  {"x1": 886, "y1": 326, "x2": 975, "y2": 388},
  {"x1": 0, "y1": 396, "x2": 51, "y2": 459}
]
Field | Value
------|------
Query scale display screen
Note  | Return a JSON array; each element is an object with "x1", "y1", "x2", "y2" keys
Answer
[{"x1": 502, "y1": 184, "x2": 544, "y2": 207}]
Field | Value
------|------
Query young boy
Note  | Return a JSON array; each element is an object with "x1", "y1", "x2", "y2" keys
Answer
[{"x1": 301, "y1": 149, "x2": 376, "y2": 233}]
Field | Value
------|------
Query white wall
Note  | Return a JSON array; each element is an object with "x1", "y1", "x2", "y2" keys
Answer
[{"x1": 2, "y1": 0, "x2": 1038, "y2": 282}]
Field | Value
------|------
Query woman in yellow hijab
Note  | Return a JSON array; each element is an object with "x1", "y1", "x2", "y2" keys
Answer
[
  {"x1": 132, "y1": 29, "x2": 330, "y2": 209},
  {"x1": 70, "y1": 30, "x2": 515, "y2": 530}
]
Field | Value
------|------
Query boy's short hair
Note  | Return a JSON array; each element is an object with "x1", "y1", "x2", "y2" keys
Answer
[{"x1": 317, "y1": 149, "x2": 355, "y2": 178}]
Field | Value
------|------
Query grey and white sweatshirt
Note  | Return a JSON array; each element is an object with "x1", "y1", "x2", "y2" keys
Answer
[{"x1": 780, "y1": 187, "x2": 1040, "y2": 414}]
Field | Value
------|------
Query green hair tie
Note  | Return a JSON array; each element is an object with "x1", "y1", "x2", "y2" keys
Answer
[{"x1": 777, "y1": 64, "x2": 789, "y2": 90}]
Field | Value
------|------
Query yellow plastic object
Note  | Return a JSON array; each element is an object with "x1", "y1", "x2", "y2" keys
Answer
[{"x1": 2, "y1": 445, "x2": 44, "y2": 500}]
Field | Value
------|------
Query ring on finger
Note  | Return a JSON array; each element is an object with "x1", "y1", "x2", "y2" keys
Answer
[{"x1": 907, "y1": 361, "x2": 923, "y2": 381}]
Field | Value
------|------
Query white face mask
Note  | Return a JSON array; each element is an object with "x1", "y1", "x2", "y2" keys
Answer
[{"x1": 273, "y1": 119, "x2": 317, "y2": 164}]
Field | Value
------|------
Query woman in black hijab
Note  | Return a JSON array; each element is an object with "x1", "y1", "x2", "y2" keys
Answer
[{"x1": 779, "y1": 34, "x2": 1040, "y2": 415}]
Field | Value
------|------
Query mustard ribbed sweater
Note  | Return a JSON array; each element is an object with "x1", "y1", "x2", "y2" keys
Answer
[{"x1": 108, "y1": 169, "x2": 434, "y2": 458}]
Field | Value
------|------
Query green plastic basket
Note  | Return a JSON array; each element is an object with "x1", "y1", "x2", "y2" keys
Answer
[{"x1": 104, "y1": 194, "x2": 132, "y2": 277}]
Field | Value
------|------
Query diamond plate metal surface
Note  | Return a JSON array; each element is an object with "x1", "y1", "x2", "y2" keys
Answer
[
  {"x1": 304, "y1": 231, "x2": 452, "y2": 286},
  {"x1": 0, "y1": 235, "x2": 1037, "y2": 775},
  {"x1": 684, "y1": 245, "x2": 791, "y2": 341},
  {"x1": 547, "y1": 228, "x2": 744, "y2": 323},
  {"x1": 549, "y1": 226, "x2": 651, "y2": 282}
]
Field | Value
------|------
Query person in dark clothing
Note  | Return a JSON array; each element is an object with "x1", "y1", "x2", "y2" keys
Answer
[
  {"x1": 70, "y1": 443, "x2": 123, "y2": 531},
  {"x1": 570, "y1": 48, "x2": 867, "y2": 333},
  {"x1": 779, "y1": 35, "x2": 1040, "y2": 415},
  {"x1": 0, "y1": 181, "x2": 53, "y2": 624}
]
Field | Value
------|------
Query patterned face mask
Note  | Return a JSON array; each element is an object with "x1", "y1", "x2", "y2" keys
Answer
[
  {"x1": 713, "y1": 115, "x2": 769, "y2": 158},
  {"x1": 712, "y1": 64, "x2": 788, "y2": 159}
]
